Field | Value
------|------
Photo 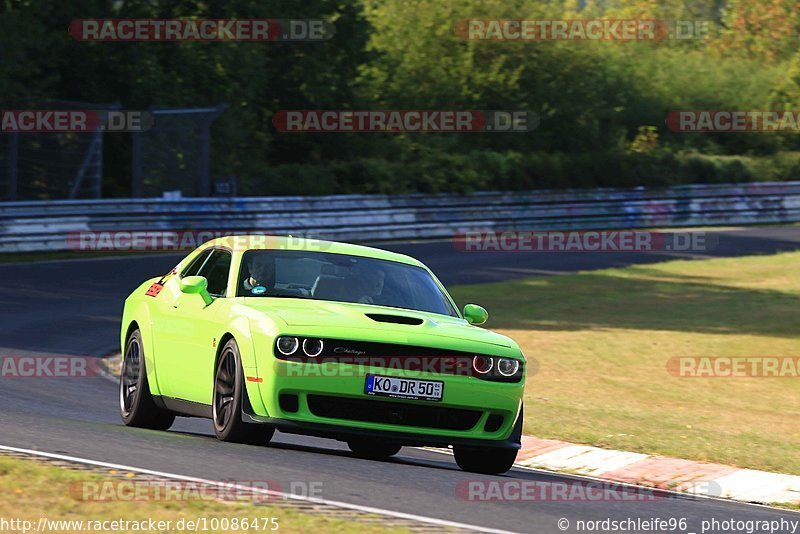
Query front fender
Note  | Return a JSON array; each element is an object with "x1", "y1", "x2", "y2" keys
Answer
[
  {"x1": 241, "y1": 314, "x2": 282, "y2": 417},
  {"x1": 213, "y1": 314, "x2": 270, "y2": 417}
]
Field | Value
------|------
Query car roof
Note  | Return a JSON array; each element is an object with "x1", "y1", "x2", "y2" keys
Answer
[{"x1": 205, "y1": 235, "x2": 423, "y2": 267}]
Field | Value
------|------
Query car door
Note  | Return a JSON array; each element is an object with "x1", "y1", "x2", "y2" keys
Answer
[{"x1": 155, "y1": 248, "x2": 232, "y2": 404}]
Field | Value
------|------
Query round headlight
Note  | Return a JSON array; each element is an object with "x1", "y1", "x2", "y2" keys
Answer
[
  {"x1": 497, "y1": 358, "x2": 520, "y2": 377},
  {"x1": 472, "y1": 355, "x2": 493, "y2": 374},
  {"x1": 302, "y1": 338, "x2": 324, "y2": 357},
  {"x1": 276, "y1": 337, "x2": 299, "y2": 356}
]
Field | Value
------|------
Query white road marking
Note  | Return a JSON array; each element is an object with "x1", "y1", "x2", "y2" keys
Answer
[{"x1": 0, "y1": 444, "x2": 521, "y2": 534}]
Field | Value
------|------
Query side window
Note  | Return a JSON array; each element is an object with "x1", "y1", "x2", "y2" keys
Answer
[
  {"x1": 197, "y1": 250, "x2": 232, "y2": 296},
  {"x1": 181, "y1": 249, "x2": 212, "y2": 278}
]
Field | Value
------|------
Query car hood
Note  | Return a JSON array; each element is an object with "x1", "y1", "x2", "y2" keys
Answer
[{"x1": 241, "y1": 298, "x2": 514, "y2": 349}]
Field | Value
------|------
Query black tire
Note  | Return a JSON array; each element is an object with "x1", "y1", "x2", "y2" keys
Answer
[
  {"x1": 347, "y1": 438, "x2": 402, "y2": 460},
  {"x1": 453, "y1": 406, "x2": 523, "y2": 475},
  {"x1": 453, "y1": 446, "x2": 518, "y2": 474},
  {"x1": 212, "y1": 338, "x2": 274, "y2": 445},
  {"x1": 120, "y1": 329, "x2": 175, "y2": 430}
]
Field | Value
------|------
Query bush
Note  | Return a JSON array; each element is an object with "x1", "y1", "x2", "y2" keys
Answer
[{"x1": 236, "y1": 149, "x2": 800, "y2": 196}]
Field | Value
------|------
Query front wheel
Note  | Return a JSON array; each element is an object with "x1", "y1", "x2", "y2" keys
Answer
[
  {"x1": 212, "y1": 338, "x2": 274, "y2": 445},
  {"x1": 347, "y1": 438, "x2": 402, "y2": 460},
  {"x1": 454, "y1": 406, "x2": 522, "y2": 474},
  {"x1": 120, "y1": 329, "x2": 175, "y2": 430},
  {"x1": 453, "y1": 446, "x2": 518, "y2": 474}
]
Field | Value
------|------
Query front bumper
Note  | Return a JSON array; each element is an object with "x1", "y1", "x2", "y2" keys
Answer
[
  {"x1": 243, "y1": 412, "x2": 523, "y2": 450},
  {"x1": 243, "y1": 359, "x2": 524, "y2": 447}
]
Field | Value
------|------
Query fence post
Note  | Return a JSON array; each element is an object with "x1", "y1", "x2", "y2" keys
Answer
[
  {"x1": 7, "y1": 133, "x2": 18, "y2": 200},
  {"x1": 198, "y1": 103, "x2": 228, "y2": 197},
  {"x1": 69, "y1": 130, "x2": 104, "y2": 199},
  {"x1": 93, "y1": 131, "x2": 103, "y2": 198},
  {"x1": 131, "y1": 131, "x2": 142, "y2": 197},
  {"x1": 198, "y1": 124, "x2": 211, "y2": 197}
]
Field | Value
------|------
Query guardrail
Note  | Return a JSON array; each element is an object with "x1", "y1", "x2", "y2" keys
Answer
[{"x1": 2, "y1": 181, "x2": 800, "y2": 252}]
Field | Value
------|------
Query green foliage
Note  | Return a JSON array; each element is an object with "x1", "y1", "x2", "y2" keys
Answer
[
  {"x1": 243, "y1": 149, "x2": 800, "y2": 195},
  {"x1": 630, "y1": 126, "x2": 659, "y2": 153},
  {"x1": 1, "y1": 0, "x2": 798, "y2": 196}
]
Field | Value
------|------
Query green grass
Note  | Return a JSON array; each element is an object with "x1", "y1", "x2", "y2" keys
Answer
[
  {"x1": 450, "y1": 251, "x2": 800, "y2": 475},
  {"x1": 0, "y1": 454, "x2": 406, "y2": 534}
]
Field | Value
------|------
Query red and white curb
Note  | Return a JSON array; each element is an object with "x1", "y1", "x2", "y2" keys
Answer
[{"x1": 508, "y1": 436, "x2": 800, "y2": 506}]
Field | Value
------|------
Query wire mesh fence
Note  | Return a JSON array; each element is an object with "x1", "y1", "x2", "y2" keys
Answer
[
  {"x1": 0, "y1": 101, "x2": 112, "y2": 201},
  {"x1": 1, "y1": 102, "x2": 227, "y2": 200},
  {"x1": 132, "y1": 104, "x2": 227, "y2": 198}
]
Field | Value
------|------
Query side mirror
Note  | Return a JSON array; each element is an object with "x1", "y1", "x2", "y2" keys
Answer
[
  {"x1": 463, "y1": 304, "x2": 488, "y2": 325},
  {"x1": 180, "y1": 276, "x2": 214, "y2": 305}
]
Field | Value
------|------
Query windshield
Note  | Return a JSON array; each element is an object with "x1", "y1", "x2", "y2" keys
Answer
[{"x1": 238, "y1": 250, "x2": 457, "y2": 317}]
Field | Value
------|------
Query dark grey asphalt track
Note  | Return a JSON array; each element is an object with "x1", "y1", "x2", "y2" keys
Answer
[
  {"x1": 381, "y1": 225, "x2": 800, "y2": 284},
  {"x1": 1, "y1": 225, "x2": 799, "y2": 533}
]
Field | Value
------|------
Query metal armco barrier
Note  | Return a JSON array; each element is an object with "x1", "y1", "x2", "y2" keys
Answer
[{"x1": 1, "y1": 181, "x2": 800, "y2": 252}]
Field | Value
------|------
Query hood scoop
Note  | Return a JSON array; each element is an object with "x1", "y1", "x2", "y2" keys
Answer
[{"x1": 365, "y1": 313, "x2": 424, "y2": 325}]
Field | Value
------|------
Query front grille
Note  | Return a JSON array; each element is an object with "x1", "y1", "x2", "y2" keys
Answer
[
  {"x1": 307, "y1": 395, "x2": 481, "y2": 431},
  {"x1": 275, "y1": 338, "x2": 523, "y2": 382}
]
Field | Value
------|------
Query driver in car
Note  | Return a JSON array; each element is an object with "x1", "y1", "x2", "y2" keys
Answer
[
  {"x1": 243, "y1": 255, "x2": 276, "y2": 292},
  {"x1": 357, "y1": 268, "x2": 385, "y2": 304}
]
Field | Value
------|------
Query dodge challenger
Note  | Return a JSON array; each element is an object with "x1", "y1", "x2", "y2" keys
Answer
[{"x1": 119, "y1": 236, "x2": 525, "y2": 474}]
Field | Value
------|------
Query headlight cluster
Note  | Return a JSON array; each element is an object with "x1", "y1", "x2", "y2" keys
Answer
[
  {"x1": 472, "y1": 355, "x2": 523, "y2": 381},
  {"x1": 276, "y1": 336, "x2": 324, "y2": 357},
  {"x1": 273, "y1": 336, "x2": 523, "y2": 382}
]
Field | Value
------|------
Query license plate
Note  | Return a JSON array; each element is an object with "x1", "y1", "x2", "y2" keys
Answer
[{"x1": 365, "y1": 374, "x2": 443, "y2": 402}]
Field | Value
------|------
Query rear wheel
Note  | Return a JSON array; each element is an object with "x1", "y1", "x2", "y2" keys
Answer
[
  {"x1": 213, "y1": 338, "x2": 274, "y2": 445},
  {"x1": 120, "y1": 329, "x2": 175, "y2": 430},
  {"x1": 347, "y1": 438, "x2": 402, "y2": 460}
]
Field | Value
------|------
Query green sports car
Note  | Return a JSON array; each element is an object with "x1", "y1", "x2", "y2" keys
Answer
[{"x1": 119, "y1": 236, "x2": 525, "y2": 474}]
